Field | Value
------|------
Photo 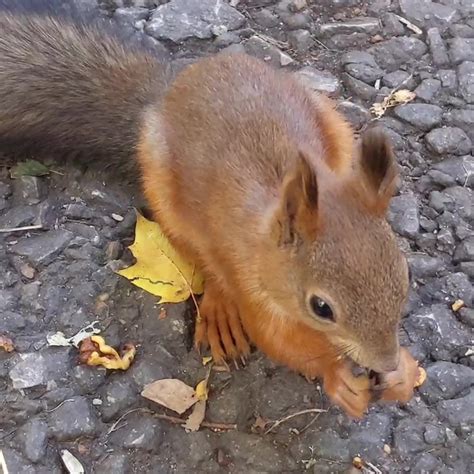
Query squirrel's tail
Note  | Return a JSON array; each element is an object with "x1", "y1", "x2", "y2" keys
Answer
[{"x1": 0, "y1": 13, "x2": 169, "y2": 164}]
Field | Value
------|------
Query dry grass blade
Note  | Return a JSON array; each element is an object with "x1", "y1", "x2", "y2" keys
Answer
[{"x1": 264, "y1": 408, "x2": 327, "y2": 434}]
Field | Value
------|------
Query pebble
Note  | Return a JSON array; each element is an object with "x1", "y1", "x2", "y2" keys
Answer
[
  {"x1": 407, "y1": 254, "x2": 444, "y2": 279},
  {"x1": 99, "y1": 379, "x2": 138, "y2": 422},
  {"x1": 0, "y1": 206, "x2": 36, "y2": 229},
  {"x1": 244, "y1": 35, "x2": 292, "y2": 68},
  {"x1": 253, "y1": 9, "x2": 280, "y2": 28},
  {"x1": 15, "y1": 176, "x2": 47, "y2": 205},
  {"x1": 337, "y1": 101, "x2": 371, "y2": 129},
  {"x1": 16, "y1": 418, "x2": 48, "y2": 463},
  {"x1": 458, "y1": 61, "x2": 474, "y2": 103},
  {"x1": 423, "y1": 424, "x2": 445, "y2": 445},
  {"x1": 433, "y1": 155, "x2": 474, "y2": 187},
  {"x1": 399, "y1": 0, "x2": 459, "y2": 33},
  {"x1": 415, "y1": 78, "x2": 441, "y2": 101},
  {"x1": 343, "y1": 73, "x2": 378, "y2": 100},
  {"x1": 348, "y1": 413, "x2": 391, "y2": 459},
  {"x1": 437, "y1": 390, "x2": 474, "y2": 426},
  {"x1": 297, "y1": 67, "x2": 341, "y2": 96},
  {"x1": 345, "y1": 62, "x2": 383, "y2": 84},
  {"x1": 427, "y1": 27, "x2": 450, "y2": 66},
  {"x1": 49, "y1": 396, "x2": 99, "y2": 441},
  {"x1": 393, "y1": 417, "x2": 426, "y2": 457},
  {"x1": 317, "y1": 17, "x2": 381, "y2": 37},
  {"x1": 419, "y1": 361, "x2": 474, "y2": 403},
  {"x1": 9, "y1": 353, "x2": 47, "y2": 389},
  {"x1": 393, "y1": 104, "x2": 443, "y2": 131},
  {"x1": 94, "y1": 454, "x2": 130, "y2": 473},
  {"x1": 146, "y1": 0, "x2": 245, "y2": 42},
  {"x1": 454, "y1": 236, "x2": 474, "y2": 262},
  {"x1": 287, "y1": 29, "x2": 313, "y2": 52},
  {"x1": 382, "y1": 70, "x2": 414, "y2": 88},
  {"x1": 387, "y1": 194, "x2": 420, "y2": 238},
  {"x1": 109, "y1": 414, "x2": 163, "y2": 450},
  {"x1": 449, "y1": 37, "x2": 474, "y2": 64},
  {"x1": 425, "y1": 127, "x2": 472, "y2": 155},
  {"x1": 443, "y1": 108, "x2": 474, "y2": 140},
  {"x1": 369, "y1": 37, "x2": 427, "y2": 71}
]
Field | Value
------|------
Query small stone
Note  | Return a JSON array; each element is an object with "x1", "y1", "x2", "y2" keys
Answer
[
  {"x1": 454, "y1": 236, "x2": 474, "y2": 262},
  {"x1": 0, "y1": 205, "x2": 36, "y2": 229},
  {"x1": 297, "y1": 67, "x2": 341, "y2": 96},
  {"x1": 0, "y1": 311, "x2": 26, "y2": 332},
  {"x1": 340, "y1": 50, "x2": 379, "y2": 68},
  {"x1": 72, "y1": 365, "x2": 107, "y2": 394},
  {"x1": 449, "y1": 37, "x2": 474, "y2": 64},
  {"x1": 280, "y1": 12, "x2": 311, "y2": 30},
  {"x1": 327, "y1": 32, "x2": 368, "y2": 50},
  {"x1": 438, "y1": 69, "x2": 457, "y2": 88},
  {"x1": 381, "y1": 12, "x2": 405, "y2": 36},
  {"x1": 348, "y1": 413, "x2": 391, "y2": 459},
  {"x1": 388, "y1": 194, "x2": 420, "y2": 238},
  {"x1": 458, "y1": 307, "x2": 474, "y2": 327},
  {"x1": 343, "y1": 73, "x2": 378, "y2": 100},
  {"x1": 425, "y1": 127, "x2": 472, "y2": 155},
  {"x1": 437, "y1": 390, "x2": 474, "y2": 426},
  {"x1": 9, "y1": 353, "x2": 46, "y2": 389},
  {"x1": 111, "y1": 213, "x2": 124, "y2": 222},
  {"x1": 49, "y1": 396, "x2": 99, "y2": 441},
  {"x1": 443, "y1": 109, "x2": 474, "y2": 140},
  {"x1": 423, "y1": 424, "x2": 445, "y2": 445},
  {"x1": 279, "y1": 51, "x2": 294, "y2": 66},
  {"x1": 109, "y1": 414, "x2": 162, "y2": 450},
  {"x1": 415, "y1": 78, "x2": 441, "y2": 101},
  {"x1": 394, "y1": 104, "x2": 443, "y2": 131},
  {"x1": 407, "y1": 254, "x2": 443, "y2": 278},
  {"x1": 317, "y1": 17, "x2": 381, "y2": 37},
  {"x1": 427, "y1": 27, "x2": 450, "y2": 66},
  {"x1": 419, "y1": 361, "x2": 474, "y2": 404},
  {"x1": 113, "y1": 7, "x2": 149, "y2": 25},
  {"x1": 399, "y1": 0, "x2": 459, "y2": 33},
  {"x1": 450, "y1": 23, "x2": 474, "y2": 38},
  {"x1": 16, "y1": 176, "x2": 47, "y2": 205},
  {"x1": 369, "y1": 37, "x2": 427, "y2": 71},
  {"x1": 458, "y1": 61, "x2": 474, "y2": 103},
  {"x1": 393, "y1": 417, "x2": 426, "y2": 457},
  {"x1": 410, "y1": 453, "x2": 444, "y2": 472},
  {"x1": 244, "y1": 35, "x2": 290, "y2": 68},
  {"x1": 105, "y1": 241, "x2": 123, "y2": 261},
  {"x1": 382, "y1": 70, "x2": 414, "y2": 88},
  {"x1": 287, "y1": 29, "x2": 313, "y2": 52},
  {"x1": 19, "y1": 262, "x2": 36, "y2": 279},
  {"x1": 11, "y1": 230, "x2": 73, "y2": 265},
  {"x1": 308, "y1": 430, "x2": 351, "y2": 461},
  {"x1": 64, "y1": 203, "x2": 94, "y2": 220},
  {"x1": 146, "y1": 0, "x2": 245, "y2": 42},
  {"x1": 17, "y1": 419, "x2": 48, "y2": 463},
  {"x1": 99, "y1": 379, "x2": 137, "y2": 422},
  {"x1": 337, "y1": 101, "x2": 370, "y2": 129},
  {"x1": 94, "y1": 454, "x2": 129, "y2": 474},
  {"x1": 345, "y1": 62, "x2": 383, "y2": 84},
  {"x1": 253, "y1": 9, "x2": 280, "y2": 28}
]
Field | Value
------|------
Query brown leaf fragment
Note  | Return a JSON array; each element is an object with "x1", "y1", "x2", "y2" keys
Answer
[
  {"x1": 141, "y1": 379, "x2": 198, "y2": 415},
  {"x1": 0, "y1": 336, "x2": 14, "y2": 353},
  {"x1": 183, "y1": 399, "x2": 206, "y2": 432}
]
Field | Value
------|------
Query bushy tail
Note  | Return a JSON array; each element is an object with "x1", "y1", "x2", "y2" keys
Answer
[{"x1": 0, "y1": 12, "x2": 169, "y2": 163}]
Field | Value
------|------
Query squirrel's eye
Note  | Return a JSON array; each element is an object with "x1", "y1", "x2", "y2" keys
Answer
[{"x1": 309, "y1": 296, "x2": 334, "y2": 321}]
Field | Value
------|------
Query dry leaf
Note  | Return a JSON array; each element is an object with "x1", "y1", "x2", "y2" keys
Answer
[
  {"x1": 47, "y1": 321, "x2": 101, "y2": 348},
  {"x1": 251, "y1": 415, "x2": 269, "y2": 433},
  {"x1": 0, "y1": 336, "x2": 14, "y2": 353},
  {"x1": 184, "y1": 399, "x2": 206, "y2": 432},
  {"x1": 117, "y1": 212, "x2": 204, "y2": 303},
  {"x1": 195, "y1": 378, "x2": 209, "y2": 401},
  {"x1": 79, "y1": 336, "x2": 136, "y2": 371},
  {"x1": 452, "y1": 299, "x2": 464, "y2": 312},
  {"x1": 60, "y1": 449, "x2": 84, "y2": 474},
  {"x1": 141, "y1": 378, "x2": 198, "y2": 414},
  {"x1": 414, "y1": 366, "x2": 427, "y2": 388},
  {"x1": 370, "y1": 89, "x2": 416, "y2": 118},
  {"x1": 202, "y1": 356, "x2": 213, "y2": 366}
]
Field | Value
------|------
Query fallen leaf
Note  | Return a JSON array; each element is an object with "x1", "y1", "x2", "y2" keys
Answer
[
  {"x1": 117, "y1": 212, "x2": 204, "y2": 303},
  {"x1": 60, "y1": 449, "x2": 84, "y2": 474},
  {"x1": 183, "y1": 399, "x2": 206, "y2": 432},
  {"x1": 142, "y1": 378, "x2": 198, "y2": 414},
  {"x1": 414, "y1": 366, "x2": 427, "y2": 388},
  {"x1": 79, "y1": 336, "x2": 136, "y2": 371},
  {"x1": 370, "y1": 89, "x2": 416, "y2": 118},
  {"x1": 202, "y1": 356, "x2": 213, "y2": 366},
  {"x1": 0, "y1": 336, "x2": 14, "y2": 353},
  {"x1": 47, "y1": 321, "x2": 101, "y2": 348},
  {"x1": 10, "y1": 159, "x2": 50, "y2": 179},
  {"x1": 452, "y1": 299, "x2": 464, "y2": 312},
  {"x1": 251, "y1": 415, "x2": 269, "y2": 433},
  {"x1": 195, "y1": 378, "x2": 209, "y2": 401}
]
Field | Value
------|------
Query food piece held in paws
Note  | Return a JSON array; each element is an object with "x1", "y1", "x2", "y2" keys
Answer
[{"x1": 79, "y1": 336, "x2": 136, "y2": 371}]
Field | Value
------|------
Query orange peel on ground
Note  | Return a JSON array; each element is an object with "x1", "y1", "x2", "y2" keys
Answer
[{"x1": 79, "y1": 335, "x2": 136, "y2": 370}]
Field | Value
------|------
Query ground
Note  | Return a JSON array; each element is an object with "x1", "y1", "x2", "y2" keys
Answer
[{"x1": 1, "y1": 0, "x2": 473, "y2": 472}]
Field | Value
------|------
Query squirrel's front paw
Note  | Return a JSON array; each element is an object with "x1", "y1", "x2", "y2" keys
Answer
[
  {"x1": 377, "y1": 347, "x2": 419, "y2": 403},
  {"x1": 323, "y1": 360, "x2": 371, "y2": 419},
  {"x1": 194, "y1": 284, "x2": 250, "y2": 367}
]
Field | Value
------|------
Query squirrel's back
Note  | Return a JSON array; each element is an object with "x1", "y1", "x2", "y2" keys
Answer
[{"x1": 0, "y1": 13, "x2": 168, "y2": 163}]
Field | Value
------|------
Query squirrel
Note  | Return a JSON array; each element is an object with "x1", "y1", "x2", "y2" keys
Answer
[{"x1": 0, "y1": 13, "x2": 420, "y2": 418}]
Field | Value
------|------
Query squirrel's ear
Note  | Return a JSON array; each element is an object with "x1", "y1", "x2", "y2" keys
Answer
[
  {"x1": 359, "y1": 127, "x2": 399, "y2": 215},
  {"x1": 277, "y1": 152, "x2": 319, "y2": 245}
]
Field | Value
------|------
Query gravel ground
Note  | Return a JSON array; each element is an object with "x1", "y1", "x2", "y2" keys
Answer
[{"x1": 1, "y1": 0, "x2": 473, "y2": 472}]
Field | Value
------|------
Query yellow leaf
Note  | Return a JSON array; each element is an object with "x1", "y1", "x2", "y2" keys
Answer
[
  {"x1": 117, "y1": 212, "x2": 204, "y2": 303},
  {"x1": 195, "y1": 378, "x2": 209, "y2": 401},
  {"x1": 202, "y1": 356, "x2": 213, "y2": 366}
]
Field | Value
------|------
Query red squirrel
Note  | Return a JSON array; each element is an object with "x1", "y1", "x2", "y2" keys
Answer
[{"x1": 0, "y1": 14, "x2": 420, "y2": 418}]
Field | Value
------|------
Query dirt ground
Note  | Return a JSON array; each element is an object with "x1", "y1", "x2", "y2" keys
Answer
[{"x1": 0, "y1": 0, "x2": 473, "y2": 472}]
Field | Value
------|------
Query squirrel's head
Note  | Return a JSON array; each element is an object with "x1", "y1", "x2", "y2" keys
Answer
[{"x1": 261, "y1": 128, "x2": 408, "y2": 373}]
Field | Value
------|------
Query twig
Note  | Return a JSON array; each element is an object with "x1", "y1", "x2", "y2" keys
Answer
[
  {"x1": 299, "y1": 411, "x2": 323, "y2": 433},
  {"x1": 46, "y1": 398, "x2": 75, "y2": 413},
  {"x1": 0, "y1": 224, "x2": 43, "y2": 234},
  {"x1": 264, "y1": 408, "x2": 327, "y2": 434},
  {"x1": 107, "y1": 407, "x2": 237, "y2": 435},
  {"x1": 0, "y1": 449, "x2": 9, "y2": 474}
]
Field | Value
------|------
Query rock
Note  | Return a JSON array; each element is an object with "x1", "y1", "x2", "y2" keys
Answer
[
  {"x1": 388, "y1": 194, "x2": 420, "y2": 238},
  {"x1": 94, "y1": 454, "x2": 129, "y2": 473},
  {"x1": 72, "y1": 365, "x2": 107, "y2": 394},
  {"x1": 253, "y1": 8, "x2": 280, "y2": 28},
  {"x1": 306, "y1": 429, "x2": 351, "y2": 461},
  {"x1": 244, "y1": 35, "x2": 293, "y2": 68},
  {"x1": 15, "y1": 176, "x2": 47, "y2": 205},
  {"x1": 415, "y1": 78, "x2": 441, "y2": 101},
  {"x1": 317, "y1": 17, "x2": 381, "y2": 37},
  {"x1": 393, "y1": 417, "x2": 426, "y2": 457},
  {"x1": 1, "y1": 449, "x2": 36, "y2": 474},
  {"x1": 425, "y1": 127, "x2": 472, "y2": 155},
  {"x1": 0, "y1": 205, "x2": 36, "y2": 229},
  {"x1": 348, "y1": 413, "x2": 391, "y2": 459},
  {"x1": 337, "y1": 101, "x2": 370, "y2": 129},
  {"x1": 382, "y1": 12, "x2": 405, "y2": 36},
  {"x1": 345, "y1": 62, "x2": 383, "y2": 84},
  {"x1": 146, "y1": 0, "x2": 245, "y2": 42},
  {"x1": 450, "y1": 23, "x2": 474, "y2": 38},
  {"x1": 297, "y1": 67, "x2": 341, "y2": 96},
  {"x1": 419, "y1": 362, "x2": 474, "y2": 404},
  {"x1": 382, "y1": 70, "x2": 414, "y2": 88},
  {"x1": 49, "y1": 396, "x2": 99, "y2": 441},
  {"x1": 437, "y1": 390, "x2": 474, "y2": 425},
  {"x1": 443, "y1": 109, "x2": 474, "y2": 140},
  {"x1": 457, "y1": 307, "x2": 474, "y2": 327},
  {"x1": 454, "y1": 236, "x2": 474, "y2": 262},
  {"x1": 9, "y1": 353, "x2": 47, "y2": 389},
  {"x1": 109, "y1": 414, "x2": 163, "y2": 450},
  {"x1": 287, "y1": 29, "x2": 313, "y2": 52},
  {"x1": 399, "y1": 0, "x2": 459, "y2": 32},
  {"x1": 411, "y1": 452, "x2": 444, "y2": 472},
  {"x1": 327, "y1": 32, "x2": 368, "y2": 50},
  {"x1": 11, "y1": 230, "x2": 73, "y2": 265},
  {"x1": 0, "y1": 311, "x2": 26, "y2": 332},
  {"x1": 0, "y1": 181, "x2": 12, "y2": 198},
  {"x1": 128, "y1": 357, "x2": 171, "y2": 388},
  {"x1": 394, "y1": 104, "x2": 443, "y2": 131},
  {"x1": 343, "y1": 73, "x2": 377, "y2": 100},
  {"x1": 17, "y1": 418, "x2": 48, "y2": 463},
  {"x1": 369, "y1": 37, "x2": 427, "y2": 71},
  {"x1": 423, "y1": 424, "x2": 445, "y2": 445},
  {"x1": 433, "y1": 155, "x2": 474, "y2": 187},
  {"x1": 64, "y1": 203, "x2": 94, "y2": 220},
  {"x1": 340, "y1": 50, "x2": 379, "y2": 68},
  {"x1": 99, "y1": 379, "x2": 137, "y2": 422},
  {"x1": 427, "y1": 27, "x2": 450, "y2": 66},
  {"x1": 458, "y1": 61, "x2": 474, "y2": 103},
  {"x1": 449, "y1": 37, "x2": 474, "y2": 64},
  {"x1": 407, "y1": 254, "x2": 444, "y2": 278},
  {"x1": 114, "y1": 7, "x2": 149, "y2": 25}
]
